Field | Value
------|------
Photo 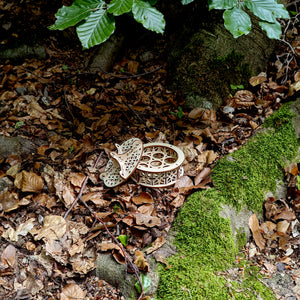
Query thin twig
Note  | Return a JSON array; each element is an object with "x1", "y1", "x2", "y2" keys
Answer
[
  {"x1": 63, "y1": 151, "x2": 145, "y2": 299},
  {"x1": 78, "y1": 198, "x2": 145, "y2": 300},
  {"x1": 63, "y1": 151, "x2": 103, "y2": 219}
]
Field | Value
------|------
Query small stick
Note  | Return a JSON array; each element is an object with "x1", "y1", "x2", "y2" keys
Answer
[
  {"x1": 63, "y1": 151, "x2": 103, "y2": 219},
  {"x1": 78, "y1": 198, "x2": 145, "y2": 300}
]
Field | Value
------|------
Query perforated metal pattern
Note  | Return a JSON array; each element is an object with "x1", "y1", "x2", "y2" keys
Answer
[
  {"x1": 132, "y1": 143, "x2": 185, "y2": 188},
  {"x1": 100, "y1": 140, "x2": 185, "y2": 188},
  {"x1": 100, "y1": 159, "x2": 125, "y2": 187}
]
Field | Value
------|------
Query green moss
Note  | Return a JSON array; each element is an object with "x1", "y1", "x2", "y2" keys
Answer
[
  {"x1": 156, "y1": 103, "x2": 299, "y2": 299},
  {"x1": 212, "y1": 103, "x2": 299, "y2": 212},
  {"x1": 235, "y1": 229, "x2": 247, "y2": 250}
]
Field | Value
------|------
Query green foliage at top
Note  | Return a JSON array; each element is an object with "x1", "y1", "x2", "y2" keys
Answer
[{"x1": 49, "y1": 0, "x2": 290, "y2": 49}]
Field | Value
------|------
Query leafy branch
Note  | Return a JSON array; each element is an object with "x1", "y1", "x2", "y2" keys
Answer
[{"x1": 49, "y1": 0, "x2": 290, "y2": 50}]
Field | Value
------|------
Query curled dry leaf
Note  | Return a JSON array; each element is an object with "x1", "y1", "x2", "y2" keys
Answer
[
  {"x1": 33, "y1": 215, "x2": 67, "y2": 241},
  {"x1": 1, "y1": 244, "x2": 17, "y2": 267},
  {"x1": 0, "y1": 191, "x2": 19, "y2": 212},
  {"x1": 277, "y1": 220, "x2": 290, "y2": 235},
  {"x1": 68, "y1": 172, "x2": 86, "y2": 187},
  {"x1": 188, "y1": 107, "x2": 204, "y2": 119},
  {"x1": 132, "y1": 192, "x2": 154, "y2": 205},
  {"x1": 14, "y1": 171, "x2": 44, "y2": 192},
  {"x1": 170, "y1": 194, "x2": 185, "y2": 208},
  {"x1": 134, "y1": 250, "x2": 149, "y2": 272},
  {"x1": 60, "y1": 283, "x2": 86, "y2": 300},
  {"x1": 81, "y1": 192, "x2": 109, "y2": 207},
  {"x1": 249, "y1": 214, "x2": 265, "y2": 250},
  {"x1": 145, "y1": 236, "x2": 166, "y2": 254},
  {"x1": 249, "y1": 74, "x2": 267, "y2": 86},
  {"x1": 274, "y1": 209, "x2": 296, "y2": 222},
  {"x1": 2, "y1": 218, "x2": 36, "y2": 242},
  {"x1": 62, "y1": 185, "x2": 75, "y2": 207},
  {"x1": 194, "y1": 167, "x2": 211, "y2": 186}
]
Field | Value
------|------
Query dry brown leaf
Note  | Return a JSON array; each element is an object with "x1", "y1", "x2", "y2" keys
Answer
[
  {"x1": 62, "y1": 185, "x2": 75, "y2": 207},
  {"x1": 82, "y1": 192, "x2": 109, "y2": 207},
  {"x1": 249, "y1": 214, "x2": 265, "y2": 250},
  {"x1": 194, "y1": 167, "x2": 211, "y2": 186},
  {"x1": 60, "y1": 283, "x2": 87, "y2": 300},
  {"x1": 295, "y1": 70, "x2": 300, "y2": 82},
  {"x1": 274, "y1": 209, "x2": 296, "y2": 222},
  {"x1": 145, "y1": 236, "x2": 166, "y2": 254},
  {"x1": 188, "y1": 107, "x2": 204, "y2": 119},
  {"x1": 33, "y1": 215, "x2": 67, "y2": 241},
  {"x1": 0, "y1": 191, "x2": 20, "y2": 212},
  {"x1": 175, "y1": 175, "x2": 193, "y2": 188},
  {"x1": 170, "y1": 194, "x2": 185, "y2": 208},
  {"x1": 98, "y1": 242, "x2": 120, "y2": 251},
  {"x1": 285, "y1": 162, "x2": 298, "y2": 176},
  {"x1": 249, "y1": 74, "x2": 267, "y2": 86},
  {"x1": 1, "y1": 244, "x2": 16, "y2": 267},
  {"x1": 132, "y1": 192, "x2": 154, "y2": 205},
  {"x1": 134, "y1": 213, "x2": 161, "y2": 228},
  {"x1": 134, "y1": 250, "x2": 149, "y2": 272},
  {"x1": 138, "y1": 204, "x2": 155, "y2": 215},
  {"x1": 277, "y1": 220, "x2": 290, "y2": 235},
  {"x1": 260, "y1": 221, "x2": 277, "y2": 239},
  {"x1": 68, "y1": 172, "x2": 86, "y2": 187},
  {"x1": 14, "y1": 170, "x2": 44, "y2": 192},
  {"x1": 2, "y1": 218, "x2": 36, "y2": 242}
]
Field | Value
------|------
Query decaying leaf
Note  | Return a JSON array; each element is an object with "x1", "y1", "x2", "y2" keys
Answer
[
  {"x1": 60, "y1": 283, "x2": 86, "y2": 300},
  {"x1": 134, "y1": 213, "x2": 161, "y2": 228},
  {"x1": 134, "y1": 250, "x2": 149, "y2": 272},
  {"x1": 249, "y1": 73, "x2": 267, "y2": 86},
  {"x1": 1, "y1": 244, "x2": 16, "y2": 267},
  {"x1": 277, "y1": 220, "x2": 290, "y2": 235},
  {"x1": 132, "y1": 192, "x2": 154, "y2": 205},
  {"x1": 0, "y1": 191, "x2": 20, "y2": 212},
  {"x1": 249, "y1": 214, "x2": 265, "y2": 250},
  {"x1": 2, "y1": 218, "x2": 36, "y2": 242},
  {"x1": 145, "y1": 236, "x2": 166, "y2": 254},
  {"x1": 33, "y1": 215, "x2": 67, "y2": 240},
  {"x1": 68, "y1": 172, "x2": 86, "y2": 187},
  {"x1": 14, "y1": 170, "x2": 44, "y2": 192}
]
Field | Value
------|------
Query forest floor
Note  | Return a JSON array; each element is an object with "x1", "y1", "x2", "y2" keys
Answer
[{"x1": 0, "y1": 7, "x2": 300, "y2": 300}]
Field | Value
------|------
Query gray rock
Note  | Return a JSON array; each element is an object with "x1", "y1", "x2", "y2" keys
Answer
[
  {"x1": 276, "y1": 262, "x2": 286, "y2": 272},
  {"x1": 219, "y1": 204, "x2": 253, "y2": 247}
]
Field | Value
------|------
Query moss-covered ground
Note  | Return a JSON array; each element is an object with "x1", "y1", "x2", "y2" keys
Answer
[{"x1": 156, "y1": 103, "x2": 299, "y2": 299}]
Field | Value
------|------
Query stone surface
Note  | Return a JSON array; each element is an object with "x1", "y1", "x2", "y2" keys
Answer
[{"x1": 219, "y1": 204, "x2": 253, "y2": 246}]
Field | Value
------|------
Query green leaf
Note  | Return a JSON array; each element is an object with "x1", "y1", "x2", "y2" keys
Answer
[
  {"x1": 223, "y1": 7, "x2": 251, "y2": 38},
  {"x1": 132, "y1": 0, "x2": 165, "y2": 34},
  {"x1": 259, "y1": 20, "x2": 282, "y2": 39},
  {"x1": 49, "y1": 0, "x2": 103, "y2": 31},
  {"x1": 135, "y1": 273, "x2": 151, "y2": 293},
  {"x1": 244, "y1": 0, "x2": 289, "y2": 23},
  {"x1": 208, "y1": 0, "x2": 238, "y2": 10},
  {"x1": 181, "y1": 0, "x2": 194, "y2": 5},
  {"x1": 76, "y1": 9, "x2": 116, "y2": 49},
  {"x1": 117, "y1": 235, "x2": 128, "y2": 246},
  {"x1": 15, "y1": 121, "x2": 24, "y2": 129},
  {"x1": 107, "y1": 0, "x2": 133, "y2": 16}
]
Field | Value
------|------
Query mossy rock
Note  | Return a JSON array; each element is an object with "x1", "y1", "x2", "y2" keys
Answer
[
  {"x1": 167, "y1": 20, "x2": 275, "y2": 109},
  {"x1": 156, "y1": 100, "x2": 300, "y2": 299}
]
